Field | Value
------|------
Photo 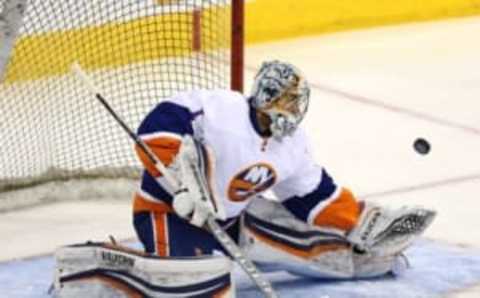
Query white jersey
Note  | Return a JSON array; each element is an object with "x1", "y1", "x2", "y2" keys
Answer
[{"x1": 136, "y1": 89, "x2": 327, "y2": 219}]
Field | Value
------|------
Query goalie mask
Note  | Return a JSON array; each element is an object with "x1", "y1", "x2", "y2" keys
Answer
[{"x1": 250, "y1": 60, "x2": 310, "y2": 141}]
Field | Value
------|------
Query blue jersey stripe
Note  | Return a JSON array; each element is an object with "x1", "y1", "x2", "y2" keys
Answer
[
  {"x1": 140, "y1": 171, "x2": 174, "y2": 204},
  {"x1": 133, "y1": 212, "x2": 156, "y2": 253},
  {"x1": 282, "y1": 169, "x2": 337, "y2": 222},
  {"x1": 137, "y1": 102, "x2": 195, "y2": 136}
]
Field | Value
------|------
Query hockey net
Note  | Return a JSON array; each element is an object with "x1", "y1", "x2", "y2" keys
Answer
[{"x1": 0, "y1": 0, "x2": 243, "y2": 209}]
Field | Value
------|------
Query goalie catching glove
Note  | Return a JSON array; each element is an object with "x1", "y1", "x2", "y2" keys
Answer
[
  {"x1": 347, "y1": 202, "x2": 436, "y2": 256},
  {"x1": 170, "y1": 135, "x2": 225, "y2": 227}
]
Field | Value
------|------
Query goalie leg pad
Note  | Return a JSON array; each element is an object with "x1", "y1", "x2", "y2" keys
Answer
[
  {"x1": 53, "y1": 242, "x2": 234, "y2": 298},
  {"x1": 353, "y1": 250, "x2": 409, "y2": 278},
  {"x1": 243, "y1": 198, "x2": 355, "y2": 279},
  {"x1": 242, "y1": 197, "x2": 412, "y2": 279}
]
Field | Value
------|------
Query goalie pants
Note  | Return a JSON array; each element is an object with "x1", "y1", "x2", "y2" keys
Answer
[{"x1": 133, "y1": 209, "x2": 241, "y2": 257}]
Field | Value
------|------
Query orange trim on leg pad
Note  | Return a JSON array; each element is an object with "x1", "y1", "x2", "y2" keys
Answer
[
  {"x1": 212, "y1": 285, "x2": 232, "y2": 298},
  {"x1": 313, "y1": 188, "x2": 361, "y2": 232}
]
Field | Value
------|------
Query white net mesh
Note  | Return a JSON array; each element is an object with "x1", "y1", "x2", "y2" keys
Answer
[{"x1": 0, "y1": 0, "x2": 235, "y2": 196}]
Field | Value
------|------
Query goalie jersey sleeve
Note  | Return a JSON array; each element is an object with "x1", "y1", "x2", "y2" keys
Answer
[
  {"x1": 274, "y1": 132, "x2": 361, "y2": 232},
  {"x1": 135, "y1": 102, "x2": 195, "y2": 174},
  {"x1": 134, "y1": 96, "x2": 199, "y2": 209}
]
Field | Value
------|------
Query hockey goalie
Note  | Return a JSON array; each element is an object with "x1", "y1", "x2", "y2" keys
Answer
[{"x1": 53, "y1": 61, "x2": 435, "y2": 297}]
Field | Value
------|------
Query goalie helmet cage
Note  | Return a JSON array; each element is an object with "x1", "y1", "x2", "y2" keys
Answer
[{"x1": 0, "y1": 0, "x2": 244, "y2": 193}]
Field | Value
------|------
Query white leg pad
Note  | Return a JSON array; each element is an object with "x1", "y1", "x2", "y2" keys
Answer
[
  {"x1": 53, "y1": 242, "x2": 234, "y2": 298},
  {"x1": 242, "y1": 197, "x2": 414, "y2": 279}
]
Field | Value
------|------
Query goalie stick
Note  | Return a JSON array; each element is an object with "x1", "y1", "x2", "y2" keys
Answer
[{"x1": 71, "y1": 62, "x2": 278, "y2": 298}]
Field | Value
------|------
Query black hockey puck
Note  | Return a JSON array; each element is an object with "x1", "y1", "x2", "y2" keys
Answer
[{"x1": 413, "y1": 138, "x2": 430, "y2": 155}]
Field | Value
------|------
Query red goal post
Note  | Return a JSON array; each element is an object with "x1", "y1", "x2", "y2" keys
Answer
[{"x1": 0, "y1": 0, "x2": 244, "y2": 197}]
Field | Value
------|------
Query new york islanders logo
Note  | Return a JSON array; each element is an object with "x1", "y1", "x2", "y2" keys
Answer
[{"x1": 228, "y1": 163, "x2": 277, "y2": 202}]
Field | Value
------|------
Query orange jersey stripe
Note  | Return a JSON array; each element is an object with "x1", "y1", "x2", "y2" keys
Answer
[
  {"x1": 152, "y1": 212, "x2": 169, "y2": 257},
  {"x1": 135, "y1": 136, "x2": 181, "y2": 177},
  {"x1": 312, "y1": 188, "x2": 361, "y2": 232},
  {"x1": 247, "y1": 227, "x2": 349, "y2": 260},
  {"x1": 132, "y1": 193, "x2": 173, "y2": 214}
]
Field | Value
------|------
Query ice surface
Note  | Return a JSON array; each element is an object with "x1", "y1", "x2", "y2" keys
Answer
[{"x1": 1, "y1": 240, "x2": 480, "y2": 298}]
